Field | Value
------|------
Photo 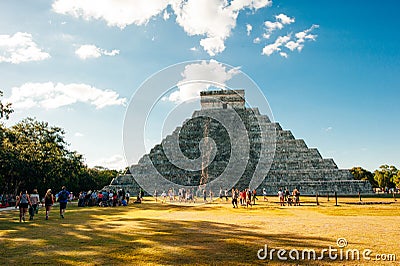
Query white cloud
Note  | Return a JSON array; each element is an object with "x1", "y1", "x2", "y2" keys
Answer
[
  {"x1": 165, "y1": 60, "x2": 240, "y2": 103},
  {"x1": 285, "y1": 24, "x2": 319, "y2": 52},
  {"x1": 103, "y1": 49, "x2": 119, "y2": 56},
  {"x1": 163, "y1": 10, "x2": 170, "y2": 20},
  {"x1": 295, "y1": 24, "x2": 319, "y2": 43},
  {"x1": 275, "y1": 13, "x2": 295, "y2": 25},
  {"x1": 74, "y1": 132, "x2": 84, "y2": 137},
  {"x1": 190, "y1": 46, "x2": 198, "y2": 51},
  {"x1": 279, "y1": 52, "x2": 288, "y2": 58},
  {"x1": 253, "y1": 37, "x2": 261, "y2": 44},
  {"x1": 0, "y1": 32, "x2": 50, "y2": 64},
  {"x1": 173, "y1": 0, "x2": 271, "y2": 55},
  {"x1": 75, "y1": 44, "x2": 101, "y2": 59},
  {"x1": 7, "y1": 82, "x2": 126, "y2": 109},
  {"x1": 262, "y1": 33, "x2": 271, "y2": 39},
  {"x1": 262, "y1": 13, "x2": 294, "y2": 41},
  {"x1": 262, "y1": 24, "x2": 319, "y2": 57},
  {"x1": 75, "y1": 44, "x2": 119, "y2": 59},
  {"x1": 53, "y1": 0, "x2": 273, "y2": 56},
  {"x1": 285, "y1": 40, "x2": 302, "y2": 51},
  {"x1": 264, "y1": 21, "x2": 283, "y2": 32},
  {"x1": 199, "y1": 36, "x2": 225, "y2": 56},
  {"x1": 52, "y1": 0, "x2": 169, "y2": 28},
  {"x1": 92, "y1": 154, "x2": 126, "y2": 170},
  {"x1": 262, "y1": 34, "x2": 290, "y2": 56},
  {"x1": 246, "y1": 24, "x2": 252, "y2": 36}
]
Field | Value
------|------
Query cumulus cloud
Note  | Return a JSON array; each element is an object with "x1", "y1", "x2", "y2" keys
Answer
[
  {"x1": 275, "y1": 13, "x2": 295, "y2": 24},
  {"x1": 53, "y1": 0, "x2": 273, "y2": 56},
  {"x1": 164, "y1": 60, "x2": 240, "y2": 103},
  {"x1": 7, "y1": 82, "x2": 126, "y2": 109},
  {"x1": 285, "y1": 24, "x2": 319, "y2": 52},
  {"x1": 92, "y1": 154, "x2": 126, "y2": 170},
  {"x1": 285, "y1": 40, "x2": 301, "y2": 52},
  {"x1": 264, "y1": 21, "x2": 283, "y2": 33},
  {"x1": 262, "y1": 13, "x2": 294, "y2": 40},
  {"x1": 262, "y1": 34, "x2": 290, "y2": 56},
  {"x1": 163, "y1": 10, "x2": 170, "y2": 20},
  {"x1": 263, "y1": 24, "x2": 319, "y2": 57},
  {"x1": 246, "y1": 24, "x2": 252, "y2": 36},
  {"x1": 52, "y1": 0, "x2": 169, "y2": 28},
  {"x1": 0, "y1": 32, "x2": 50, "y2": 64},
  {"x1": 295, "y1": 24, "x2": 319, "y2": 42},
  {"x1": 253, "y1": 37, "x2": 261, "y2": 44},
  {"x1": 172, "y1": 0, "x2": 272, "y2": 55},
  {"x1": 74, "y1": 132, "x2": 84, "y2": 137},
  {"x1": 75, "y1": 44, "x2": 119, "y2": 59},
  {"x1": 279, "y1": 52, "x2": 288, "y2": 58}
]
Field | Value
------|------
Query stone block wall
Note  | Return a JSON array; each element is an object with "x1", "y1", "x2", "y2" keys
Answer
[{"x1": 106, "y1": 91, "x2": 372, "y2": 196}]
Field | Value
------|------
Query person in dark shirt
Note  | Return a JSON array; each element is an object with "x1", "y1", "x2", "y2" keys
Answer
[{"x1": 56, "y1": 186, "x2": 70, "y2": 219}]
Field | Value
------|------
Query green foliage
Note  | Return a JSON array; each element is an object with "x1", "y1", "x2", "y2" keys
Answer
[
  {"x1": 350, "y1": 166, "x2": 378, "y2": 187},
  {"x1": 0, "y1": 91, "x2": 13, "y2": 120},
  {"x1": 373, "y1": 165, "x2": 398, "y2": 189},
  {"x1": 394, "y1": 172, "x2": 400, "y2": 188},
  {"x1": 0, "y1": 117, "x2": 120, "y2": 195},
  {"x1": 0, "y1": 118, "x2": 84, "y2": 194},
  {"x1": 77, "y1": 166, "x2": 118, "y2": 192}
]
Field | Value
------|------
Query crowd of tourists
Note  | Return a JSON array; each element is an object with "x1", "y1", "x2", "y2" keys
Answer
[
  {"x1": 0, "y1": 193, "x2": 17, "y2": 208},
  {"x1": 277, "y1": 187, "x2": 301, "y2": 206},
  {"x1": 153, "y1": 186, "x2": 303, "y2": 208},
  {"x1": 12, "y1": 186, "x2": 71, "y2": 222},
  {"x1": 77, "y1": 189, "x2": 132, "y2": 207},
  {"x1": 10, "y1": 184, "x2": 303, "y2": 222},
  {"x1": 154, "y1": 186, "x2": 261, "y2": 208}
]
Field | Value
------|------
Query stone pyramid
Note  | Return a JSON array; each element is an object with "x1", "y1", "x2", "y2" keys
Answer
[{"x1": 107, "y1": 90, "x2": 372, "y2": 195}]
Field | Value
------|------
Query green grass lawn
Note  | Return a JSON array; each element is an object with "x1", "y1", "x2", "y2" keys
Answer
[{"x1": 0, "y1": 196, "x2": 399, "y2": 265}]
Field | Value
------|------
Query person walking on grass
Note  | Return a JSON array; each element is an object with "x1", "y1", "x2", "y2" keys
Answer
[
  {"x1": 252, "y1": 189, "x2": 258, "y2": 205},
  {"x1": 278, "y1": 188, "x2": 285, "y2": 206},
  {"x1": 57, "y1": 186, "x2": 70, "y2": 219},
  {"x1": 15, "y1": 190, "x2": 31, "y2": 222},
  {"x1": 44, "y1": 189, "x2": 55, "y2": 220},
  {"x1": 263, "y1": 188, "x2": 268, "y2": 201},
  {"x1": 231, "y1": 188, "x2": 238, "y2": 208},
  {"x1": 29, "y1": 189, "x2": 40, "y2": 220},
  {"x1": 246, "y1": 188, "x2": 252, "y2": 208}
]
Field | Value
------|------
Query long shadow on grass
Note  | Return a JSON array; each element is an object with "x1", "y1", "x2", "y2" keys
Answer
[{"x1": 0, "y1": 204, "x2": 338, "y2": 265}]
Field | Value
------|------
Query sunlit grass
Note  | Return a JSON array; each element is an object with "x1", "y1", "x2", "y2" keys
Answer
[{"x1": 0, "y1": 196, "x2": 399, "y2": 265}]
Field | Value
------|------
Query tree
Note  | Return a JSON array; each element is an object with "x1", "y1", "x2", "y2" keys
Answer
[
  {"x1": 0, "y1": 90, "x2": 13, "y2": 120},
  {"x1": 80, "y1": 166, "x2": 118, "y2": 191},
  {"x1": 373, "y1": 165, "x2": 398, "y2": 189},
  {"x1": 350, "y1": 166, "x2": 378, "y2": 187},
  {"x1": 393, "y1": 171, "x2": 400, "y2": 189},
  {"x1": 1, "y1": 118, "x2": 86, "y2": 194}
]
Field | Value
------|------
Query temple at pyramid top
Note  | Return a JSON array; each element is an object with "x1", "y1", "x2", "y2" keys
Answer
[{"x1": 200, "y1": 89, "x2": 245, "y2": 109}]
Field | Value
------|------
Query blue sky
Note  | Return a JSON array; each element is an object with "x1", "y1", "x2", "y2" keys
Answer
[{"x1": 0, "y1": 0, "x2": 399, "y2": 171}]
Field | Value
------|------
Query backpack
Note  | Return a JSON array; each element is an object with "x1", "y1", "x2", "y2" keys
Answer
[{"x1": 59, "y1": 190, "x2": 68, "y2": 201}]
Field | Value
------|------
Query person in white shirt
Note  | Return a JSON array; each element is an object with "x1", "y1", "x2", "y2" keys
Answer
[{"x1": 29, "y1": 189, "x2": 40, "y2": 220}]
